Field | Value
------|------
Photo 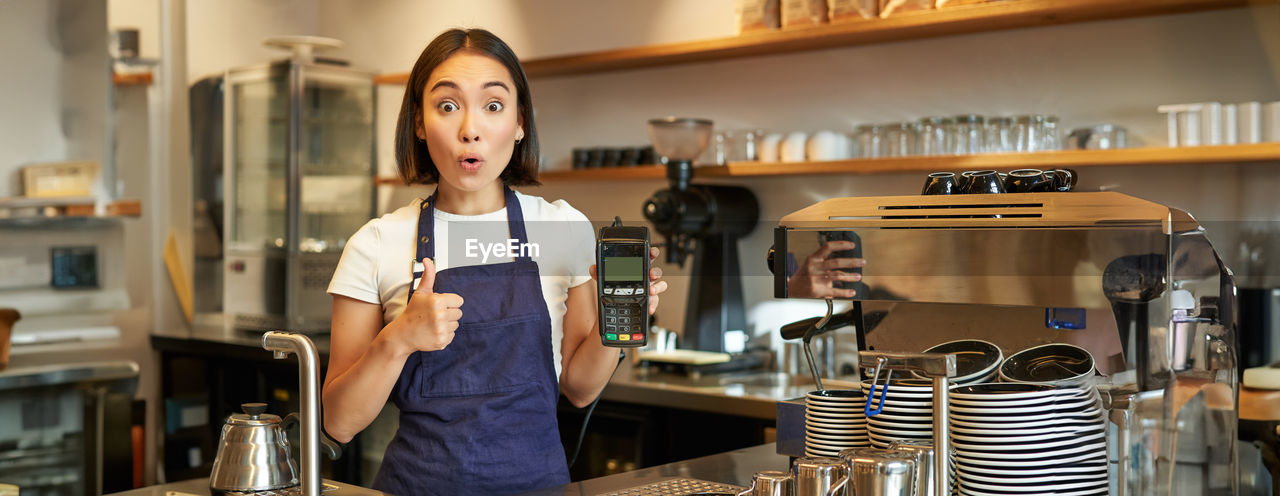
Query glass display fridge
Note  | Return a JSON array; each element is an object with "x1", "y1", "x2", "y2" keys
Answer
[{"x1": 222, "y1": 43, "x2": 375, "y2": 333}]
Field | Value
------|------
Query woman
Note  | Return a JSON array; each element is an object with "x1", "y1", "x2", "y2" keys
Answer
[{"x1": 321, "y1": 28, "x2": 668, "y2": 494}]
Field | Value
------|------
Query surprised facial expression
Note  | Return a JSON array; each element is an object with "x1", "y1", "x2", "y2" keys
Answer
[{"x1": 417, "y1": 51, "x2": 524, "y2": 192}]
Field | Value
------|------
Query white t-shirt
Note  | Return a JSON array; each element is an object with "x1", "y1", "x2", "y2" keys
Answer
[{"x1": 327, "y1": 191, "x2": 597, "y2": 378}]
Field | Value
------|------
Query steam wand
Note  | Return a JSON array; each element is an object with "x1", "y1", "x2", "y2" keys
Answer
[{"x1": 800, "y1": 300, "x2": 835, "y2": 392}]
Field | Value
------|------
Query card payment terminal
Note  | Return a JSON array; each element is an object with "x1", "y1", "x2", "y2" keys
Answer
[{"x1": 597, "y1": 218, "x2": 649, "y2": 347}]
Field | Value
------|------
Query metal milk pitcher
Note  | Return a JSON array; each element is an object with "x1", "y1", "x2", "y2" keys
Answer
[
  {"x1": 840, "y1": 447, "x2": 917, "y2": 496},
  {"x1": 793, "y1": 456, "x2": 848, "y2": 496},
  {"x1": 737, "y1": 470, "x2": 793, "y2": 496}
]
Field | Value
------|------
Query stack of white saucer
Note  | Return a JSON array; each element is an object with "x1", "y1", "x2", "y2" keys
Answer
[{"x1": 803, "y1": 389, "x2": 869, "y2": 457}]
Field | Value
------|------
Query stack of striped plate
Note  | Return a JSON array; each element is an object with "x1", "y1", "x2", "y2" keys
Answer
[
  {"x1": 863, "y1": 379, "x2": 936, "y2": 448},
  {"x1": 804, "y1": 389, "x2": 869, "y2": 457},
  {"x1": 949, "y1": 383, "x2": 1108, "y2": 496}
]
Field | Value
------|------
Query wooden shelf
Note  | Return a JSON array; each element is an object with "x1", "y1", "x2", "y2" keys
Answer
[
  {"x1": 376, "y1": 144, "x2": 1280, "y2": 184},
  {"x1": 0, "y1": 197, "x2": 142, "y2": 221},
  {"x1": 375, "y1": 176, "x2": 409, "y2": 186},
  {"x1": 113, "y1": 72, "x2": 153, "y2": 86},
  {"x1": 514, "y1": 144, "x2": 1280, "y2": 182},
  {"x1": 373, "y1": 0, "x2": 1266, "y2": 83}
]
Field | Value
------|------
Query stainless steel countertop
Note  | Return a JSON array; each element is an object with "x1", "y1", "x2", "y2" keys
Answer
[
  {"x1": 0, "y1": 359, "x2": 139, "y2": 391},
  {"x1": 604, "y1": 360, "x2": 820, "y2": 420},
  {"x1": 153, "y1": 324, "x2": 831, "y2": 419},
  {"x1": 527, "y1": 443, "x2": 790, "y2": 495},
  {"x1": 108, "y1": 444, "x2": 787, "y2": 496},
  {"x1": 152, "y1": 319, "x2": 332, "y2": 354},
  {"x1": 105, "y1": 478, "x2": 384, "y2": 496}
]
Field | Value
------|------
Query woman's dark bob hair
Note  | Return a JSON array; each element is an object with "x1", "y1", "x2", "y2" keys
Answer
[{"x1": 394, "y1": 28, "x2": 539, "y2": 186}]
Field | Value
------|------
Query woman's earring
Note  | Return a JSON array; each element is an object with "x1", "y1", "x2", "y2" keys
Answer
[{"x1": 515, "y1": 138, "x2": 521, "y2": 144}]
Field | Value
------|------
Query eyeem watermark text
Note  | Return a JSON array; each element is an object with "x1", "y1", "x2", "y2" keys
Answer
[{"x1": 465, "y1": 238, "x2": 540, "y2": 263}]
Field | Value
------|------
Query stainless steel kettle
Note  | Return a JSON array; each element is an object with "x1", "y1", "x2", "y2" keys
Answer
[{"x1": 209, "y1": 402, "x2": 302, "y2": 492}]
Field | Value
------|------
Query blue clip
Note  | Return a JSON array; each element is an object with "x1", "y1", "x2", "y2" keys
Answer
[
  {"x1": 864, "y1": 357, "x2": 891, "y2": 417},
  {"x1": 1045, "y1": 307, "x2": 1087, "y2": 330}
]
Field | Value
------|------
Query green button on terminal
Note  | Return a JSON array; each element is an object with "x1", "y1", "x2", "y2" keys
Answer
[{"x1": 605, "y1": 333, "x2": 618, "y2": 341}]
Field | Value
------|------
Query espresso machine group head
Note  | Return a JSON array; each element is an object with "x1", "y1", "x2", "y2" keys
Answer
[{"x1": 642, "y1": 118, "x2": 759, "y2": 352}]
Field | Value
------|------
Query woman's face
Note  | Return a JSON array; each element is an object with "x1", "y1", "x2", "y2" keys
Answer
[{"x1": 417, "y1": 51, "x2": 524, "y2": 192}]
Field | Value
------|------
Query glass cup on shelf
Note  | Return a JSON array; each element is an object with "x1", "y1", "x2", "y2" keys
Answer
[
  {"x1": 882, "y1": 122, "x2": 917, "y2": 157},
  {"x1": 951, "y1": 114, "x2": 986, "y2": 155},
  {"x1": 732, "y1": 129, "x2": 765, "y2": 162},
  {"x1": 1041, "y1": 115, "x2": 1061, "y2": 151},
  {"x1": 704, "y1": 131, "x2": 730, "y2": 166},
  {"x1": 710, "y1": 129, "x2": 768, "y2": 164},
  {"x1": 1065, "y1": 124, "x2": 1129, "y2": 150},
  {"x1": 854, "y1": 124, "x2": 884, "y2": 159},
  {"x1": 985, "y1": 116, "x2": 1014, "y2": 153},
  {"x1": 1013, "y1": 114, "x2": 1055, "y2": 152},
  {"x1": 917, "y1": 116, "x2": 952, "y2": 156}
]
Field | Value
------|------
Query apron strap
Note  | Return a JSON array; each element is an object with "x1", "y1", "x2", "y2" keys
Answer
[
  {"x1": 502, "y1": 186, "x2": 531, "y2": 251},
  {"x1": 409, "y1": 186, "x2": 528, "y2": 299}
]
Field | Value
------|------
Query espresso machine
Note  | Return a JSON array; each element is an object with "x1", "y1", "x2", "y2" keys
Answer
[{"x1": 770, "y1": 192, "x2": 1240, "y2": 495}]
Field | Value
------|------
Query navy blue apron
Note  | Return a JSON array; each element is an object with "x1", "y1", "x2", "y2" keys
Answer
[{"x1": 373, "y1": 186, "x2": 570, "y2": 495}]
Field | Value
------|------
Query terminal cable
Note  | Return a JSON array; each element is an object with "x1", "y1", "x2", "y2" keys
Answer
[{"x1": 567, "y1": 350, "x2": 626, "y2": 469}]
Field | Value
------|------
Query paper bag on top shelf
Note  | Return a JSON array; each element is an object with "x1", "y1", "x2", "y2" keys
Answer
[
  {"x1": 738, "y1": 0, "x2": 781, "y2": 32},
  {"x1": 878, "y1": 0, "x2": 932, "y2": 18},
  {"x1": 829, "y1": 0, "x2": 877, "y2": 22},
  {"x1": 782, "y1": 0, "x2": 828, "y2": 28}
]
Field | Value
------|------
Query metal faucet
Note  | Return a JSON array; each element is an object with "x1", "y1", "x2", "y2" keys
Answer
[{"x1": 262, "y1": 331, "x2": 324, "y2": 496}]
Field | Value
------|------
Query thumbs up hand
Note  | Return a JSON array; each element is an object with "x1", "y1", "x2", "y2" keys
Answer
[{"x1": 391, "y1": 258, "x2": 464, "y2": 352}]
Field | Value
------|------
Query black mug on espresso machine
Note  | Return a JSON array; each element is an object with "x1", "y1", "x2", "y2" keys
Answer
[{"x1": 1004, "y1": 168, "x2": 1076, "y2": 192}]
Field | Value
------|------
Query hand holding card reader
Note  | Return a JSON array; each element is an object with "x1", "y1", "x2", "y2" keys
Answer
[{"x1": 598, "y1": 217, "x2": 649, "y2": 347}]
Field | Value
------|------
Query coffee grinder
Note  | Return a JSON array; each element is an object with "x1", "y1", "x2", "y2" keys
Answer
[{"x1": 642, "y1": 118, "x2": 759, "y2": 352}]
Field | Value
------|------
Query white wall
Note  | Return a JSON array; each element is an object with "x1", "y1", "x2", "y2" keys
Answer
[
  {"x1": 108, "y1": 0, "x2": 325, "y2": 81},
  {"x1": 107, "y1": 0, "x2": 162, "y2": 60},
  {"x1": 184, "y1": 0, "x2": 321, "y2": 81},
  {"x1": 0, "y1": 0, "x2": 66, "y2": 193},
  {"x1": 0, "y1": 0, "x2": 112, "y2": 198},
  {"x1": 316, "y1": 0, "x2": 737, "y2": 67}
]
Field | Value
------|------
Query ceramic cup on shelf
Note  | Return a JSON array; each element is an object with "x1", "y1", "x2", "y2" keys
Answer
[
  {"x1": 807, "y1": 131, "x2": 846, "y2": 161},
  {"x1": 1264, "y1": 101, "x2": 1280, "y2": 142},
  {"x1": 781, "y1": 132, "x2": 809, "y2": 163},
  {"x1": 759, "y1": 133, "x2": 784, "y2": 163}
]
